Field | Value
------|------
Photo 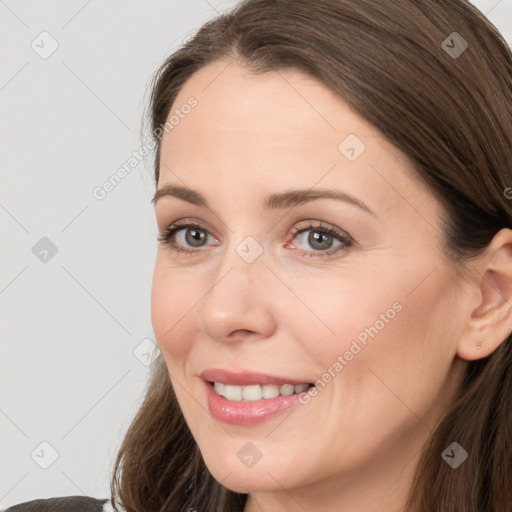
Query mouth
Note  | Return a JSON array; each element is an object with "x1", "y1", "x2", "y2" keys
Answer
[
  {"x1": 207, "y1": 380, "x2": 315, "y2": 401},
  {"x1": 199, "y1": 369, "x2": 317, "y2": 425}
]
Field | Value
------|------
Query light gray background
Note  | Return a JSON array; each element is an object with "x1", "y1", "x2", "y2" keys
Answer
[{"x1": 1, "y1": 0, "x2": 510, "y2": 508}]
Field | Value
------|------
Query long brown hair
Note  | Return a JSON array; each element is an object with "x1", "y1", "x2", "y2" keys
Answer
[{"x1": 110, "y1": 1, "x2": 512, "y2": 510}]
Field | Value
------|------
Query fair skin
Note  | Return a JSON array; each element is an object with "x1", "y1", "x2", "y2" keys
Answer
[{"x1": 151, "y1": 60, "x2": 512, "y2": 512}]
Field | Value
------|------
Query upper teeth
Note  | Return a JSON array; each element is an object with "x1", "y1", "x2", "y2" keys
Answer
[{"x1": 213, "y1": 382, "x2": 310, "y2": 401}]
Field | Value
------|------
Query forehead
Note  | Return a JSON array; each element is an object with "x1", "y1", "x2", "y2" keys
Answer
[
  {"x1": 164, "y1": 60, "x2": 375, "y2": 151},
  {"x1": 158, "y1": 60, "x2": 440, "y2": 227}
]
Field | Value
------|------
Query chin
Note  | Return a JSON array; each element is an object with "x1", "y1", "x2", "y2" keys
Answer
[{"x1": 202, "y1": 453, "x2": 306, "y2": 494}]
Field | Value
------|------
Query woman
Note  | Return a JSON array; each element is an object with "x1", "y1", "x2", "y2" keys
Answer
[{"x1": 8, "y1": 0, "x2": 512, "y2": 510}]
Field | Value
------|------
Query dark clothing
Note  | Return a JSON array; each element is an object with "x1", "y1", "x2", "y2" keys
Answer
[{"x1": 4, "y1": 496, "x2": 110, "y2": 512}]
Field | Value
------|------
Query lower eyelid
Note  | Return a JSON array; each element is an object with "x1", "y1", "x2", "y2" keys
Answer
[{"x1": 288, "y1": 237, "x2": 351, "y2": 258}]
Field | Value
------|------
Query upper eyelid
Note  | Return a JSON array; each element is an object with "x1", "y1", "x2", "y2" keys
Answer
[
  {"x1": 163, "y1": 218, "x2": 345, "y2": 233},
  {"x1": 166, "y1": 219, "x2": 220, "y2": 241},
  {"x1": 162, "y1": 219, "x2": 351, "y2": 245},
  {"x1": 291, "y1": 221, "x2": 349, "y2": 236}
]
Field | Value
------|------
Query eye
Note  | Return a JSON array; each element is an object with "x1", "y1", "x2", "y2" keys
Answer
[
  {"x1": 157, "y1": 219, "x2": 352, "y2": 258},
  {"x1": 157, "y1": 220, "x2": 215, "y2": 255},
  {"x1": 286, "y1": 221, "x2": 352, "y2": 258}
]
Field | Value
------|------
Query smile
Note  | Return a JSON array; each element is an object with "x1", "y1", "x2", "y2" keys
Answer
[{"x1": 211, "y1": 381, "x2": 313, "y2": 401}]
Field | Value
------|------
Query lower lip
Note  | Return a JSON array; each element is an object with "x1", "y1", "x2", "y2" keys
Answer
[{"x1": 203, "y1": 379, "x2": 309, "y2": 426}]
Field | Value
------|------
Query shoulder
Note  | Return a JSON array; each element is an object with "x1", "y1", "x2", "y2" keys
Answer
[{"x1": 3, "y1": 496, "x2": 113, "y2": 512}]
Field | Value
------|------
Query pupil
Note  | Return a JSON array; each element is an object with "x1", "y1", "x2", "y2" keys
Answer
[{"x1": 309, "y1": 231, "x2": 332, "y2": 250}]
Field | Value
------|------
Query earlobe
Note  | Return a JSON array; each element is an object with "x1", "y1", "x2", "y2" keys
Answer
[{"x1": 457, "y1": 228, "x2": 512, "y2": 361}]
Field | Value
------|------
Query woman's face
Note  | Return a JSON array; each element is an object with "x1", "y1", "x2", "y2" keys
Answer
[{"x1": 151, "y1": 61, "x2": 469, "y2": 504}]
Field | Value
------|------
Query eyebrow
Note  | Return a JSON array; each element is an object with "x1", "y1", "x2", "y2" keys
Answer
[{"x1": 152, "y1": 184, "x2": 375, "y2": 215}]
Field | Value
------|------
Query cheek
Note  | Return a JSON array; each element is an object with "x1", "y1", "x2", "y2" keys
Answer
[
  {"x1": 150, "y1": 260, "x2": 196, "y2": 362},
  {"x1": 290, "y1": 265, "x2": 459, "y2": 396},
  {"x1": 332, "y1": 268, "x2": 461, "y2": 421},
  {"x1": 282, "y1": 271, "x2": 401, "y2": 365}
]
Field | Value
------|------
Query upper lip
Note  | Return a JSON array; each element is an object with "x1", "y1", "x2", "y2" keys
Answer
[{"x1": 200, "y1": 369, "x2": 312, "y2": 386}]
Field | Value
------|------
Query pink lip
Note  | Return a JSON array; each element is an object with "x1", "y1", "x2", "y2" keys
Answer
[
  {"x1": 202, "y1": 379, "x2": 309, "y2": 426},
  {"x1": 200, "y1": 368, "x2": 312, "y2": 386}
]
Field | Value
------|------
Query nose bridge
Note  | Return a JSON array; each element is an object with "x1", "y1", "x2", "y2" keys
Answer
[
  {"x1": 214, "y1": 221, "x2": 268, "y2": 282},
  {"x1": 211, "y1": 232, "x2": 268, "y2": 305},
  {"x1": 197, "y1": 232, "x2": 275, "y2": 341}
]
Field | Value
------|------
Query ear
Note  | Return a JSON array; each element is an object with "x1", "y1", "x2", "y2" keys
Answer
[{"x1": 457, "y1": 228, "x2": 512, "y2": 361}]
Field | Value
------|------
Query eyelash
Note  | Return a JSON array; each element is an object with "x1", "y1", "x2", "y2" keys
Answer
[{"x1": 157, "y1": 219, "x2": 352, "y2": 259}]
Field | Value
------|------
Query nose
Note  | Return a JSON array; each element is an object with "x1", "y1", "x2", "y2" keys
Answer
[{"x1": 197, "y1": 245, "x2": 277, "y2": 344}]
